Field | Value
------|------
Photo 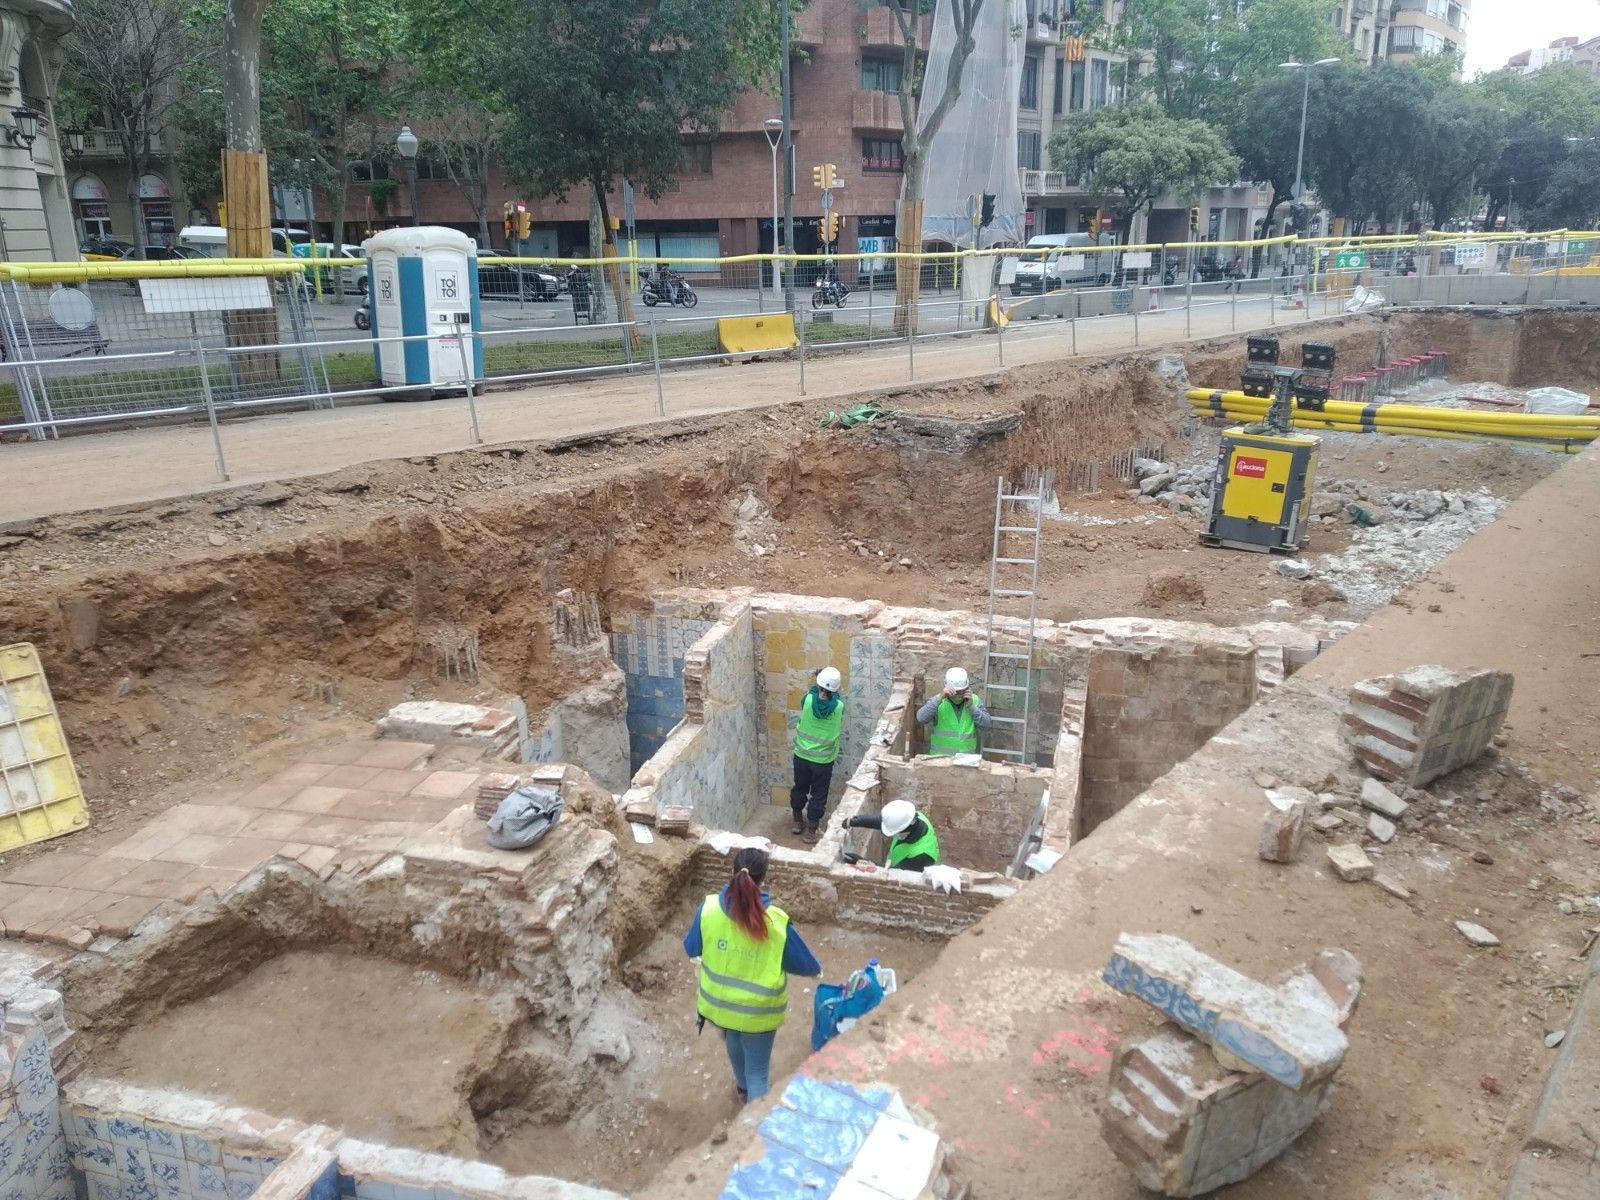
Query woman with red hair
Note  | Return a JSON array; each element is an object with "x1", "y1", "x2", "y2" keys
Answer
[{"x1": 683, "y1": 847, "x2": 822, "y2": 1104}]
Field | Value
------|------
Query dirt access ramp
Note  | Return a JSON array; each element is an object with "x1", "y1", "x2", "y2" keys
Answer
[{"x1": 641, "y1": 443, "x2": 1600, "y2": 1198}]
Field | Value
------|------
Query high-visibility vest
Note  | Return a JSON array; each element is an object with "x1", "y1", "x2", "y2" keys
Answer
[
  {"x1": 695, "y1": 895, "x2": 790, "y2": 1033},
  {"x1": 928, "y1": 698, "x2": 977, "y2": 755},
  {"x1": 794, "y1": 691, "x2": 843, "y2": 765},
  {"x1": 888, "y1": 816, "x2": 941, "y2": 869}
]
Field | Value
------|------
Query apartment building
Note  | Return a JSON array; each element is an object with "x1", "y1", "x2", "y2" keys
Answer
[
  {"x1": 1334, "y1": 0, "x2": 1471, "y2": 67},
  {"x1": 0, "y1": 0, "x2": 78, "y2": 260},
  {"x1": 64, "y1": 127, "x2": 195, "y2": 254},
  {"x1": 1503, "y1": 37, "x2": 1595, "y2": 74}
]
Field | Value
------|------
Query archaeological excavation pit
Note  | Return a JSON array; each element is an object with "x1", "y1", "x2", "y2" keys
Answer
[{"x1": 1, "y1": 306, "x2": 1594, "y2": 1199}]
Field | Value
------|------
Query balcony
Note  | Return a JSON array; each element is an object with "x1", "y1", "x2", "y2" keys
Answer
[
  {"x1": 1020, "y1": 169, "x2": 1076, "y2": 196},
  {"x1": 860, "y1": 5, "x2": 930, "y2": 53},
  {"x1": 851, "y1": 90, "x2": 905, "y2": 134},
  {"x1": 73, "y1": 127, "x2": 169, "y2": 158},
  {"x1": 1026, "y1": 0, "x2": 1063, "y2": 43}
]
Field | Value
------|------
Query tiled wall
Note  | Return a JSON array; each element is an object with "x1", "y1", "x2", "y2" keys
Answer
[
  {"x1": 611, "y1": 601, "x2": 719, "y2": 775},
  {"x1": 66, "y1": 1104, "x2": 284, "y2": 1200},
  {"x1": 752, "y1": 598, "x2": 894, "y2": 810},
  {"x1": 0, "y1": 1022, "x2": 73, "y2": 1200},
  {"x1": 878, "y1": 757, "x2": 1051, "y2": 874}
]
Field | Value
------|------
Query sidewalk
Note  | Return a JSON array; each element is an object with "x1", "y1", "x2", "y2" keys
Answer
[{"x1": 0, "y1": 294, "x2": 1313, "y2": 523}]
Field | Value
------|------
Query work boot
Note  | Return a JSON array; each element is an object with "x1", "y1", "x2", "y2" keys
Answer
[
  {"x1": 803, "y1": 820, "x2": 820, "y2": 845},
  {"x1": 790, "y1": 811, "x2": 804, "y2": 836}
]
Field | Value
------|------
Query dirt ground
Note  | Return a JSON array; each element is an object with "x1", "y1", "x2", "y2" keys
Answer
[{"x1": 95, "y1": 949, "x2": 515, "y2": 1157}]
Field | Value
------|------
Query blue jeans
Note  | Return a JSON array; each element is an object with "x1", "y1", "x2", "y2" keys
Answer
[{"x1": 722, "y1": 1027, "x2": 777, "y2": 1103}]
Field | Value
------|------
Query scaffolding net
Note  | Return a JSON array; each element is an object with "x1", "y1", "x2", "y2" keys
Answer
[{"x1": 913, "y1": 0, "x2": 1028, "y2": 252}]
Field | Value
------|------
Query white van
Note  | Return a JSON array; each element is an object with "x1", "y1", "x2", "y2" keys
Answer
[
  {"x1": 1010, "y1": 232, "x2": 1116, "y2": 294},
  {"x1": 177, "y1": 225, "x2": 307, "y2": 258}
]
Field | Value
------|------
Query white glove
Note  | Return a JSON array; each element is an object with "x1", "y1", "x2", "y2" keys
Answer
[{"x1": 924, "y1": 864, "x2": 963, "y2": 894}]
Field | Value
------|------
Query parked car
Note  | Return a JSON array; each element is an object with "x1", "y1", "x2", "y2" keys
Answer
[
  {"x1": 292, "y1": 242, "x2": 369, "y2": 293},
  {"x1": 477, "y1": 253, "x2": 563, "y2": 300},
  {"x1": 144, "y1": 246, "x2": 208, "y2": 262},
  {"x1": 79, "y1": 236, "x2": 135, "y2": 262}
]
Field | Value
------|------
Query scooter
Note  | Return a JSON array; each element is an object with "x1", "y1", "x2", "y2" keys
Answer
[
  {"x1": 812, "y1": 276, "x2": 850, "y2": 309},
  {"x1": 354, "y1": 295, "x2": 371, "y2": 330},
  {"x1": 641, "y1": 270, "x2": 699, "y2": 308}
]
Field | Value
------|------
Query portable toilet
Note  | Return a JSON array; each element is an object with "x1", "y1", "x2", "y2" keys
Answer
[{"x1": 362, "y1": 226, "x2": 483, "y2": 394}]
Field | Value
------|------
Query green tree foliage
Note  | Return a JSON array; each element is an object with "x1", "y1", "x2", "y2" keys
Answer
[
  {"x1": 1117, "y1": 0, "x2": 1345, "y2": 129},
  {"x1": 1528, "y1": 139, "x2": 1600, "y2": 230},
  {"x1": 1477, "y1": 64, "x2": 1600, "y2": 229},
  {"x1": 1049, "y1": 103, "x2": 1238, "y2": 241}
]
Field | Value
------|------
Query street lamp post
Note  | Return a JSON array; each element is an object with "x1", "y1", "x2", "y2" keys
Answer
[
  {"x1": 779, "y1": 0, "x2": 795, "y2": 315},
  {"x1": 1507, "y1": 176, "x2": 1516, "y2": 229},
  {"x1": 1282, "y1": 58, "x2": 1340, "y2": 226},
  {"x1": 396, "y1": 124, "x2": 420, "y2": 227},
  {"x1": 763, "y1": 117, "x2": 784, "y2": 303}
]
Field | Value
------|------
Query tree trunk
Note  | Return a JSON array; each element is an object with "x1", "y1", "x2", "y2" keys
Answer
[
  {"x1": 894, "y1": 196, "x2": 924, "y2": 337},
  {"x1": 587, "y1": 183, "x2": 608, "y2": 324},
  {"x1": 590, "y1": 176, "x2": 640, "y2": 351},
  {"x1": 222, "y1": 0, "x2": 278, "y2": 383}
]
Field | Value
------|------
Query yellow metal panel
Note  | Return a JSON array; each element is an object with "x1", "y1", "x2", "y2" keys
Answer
[
  {"x1": 716, "y1": 314, "x2": 798, "y2": 354},
  {"x1": 0, "y1": 643, "x2": 89, "y2": 852},
  {"x1": 1221, "y1": 442, "x2": 1294, "y2": 525}
]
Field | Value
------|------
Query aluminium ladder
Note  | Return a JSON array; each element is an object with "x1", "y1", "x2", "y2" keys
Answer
[{"x1": 981, "y1": 473, "x2": 1046, "y2": 763}]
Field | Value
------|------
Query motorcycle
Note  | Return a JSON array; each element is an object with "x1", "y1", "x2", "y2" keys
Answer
[
  {"x1": 641, "y1": 270, "x2": 698, "y2": 308},
  {"x1": 812, "y1": 276, "x2": 850, "y2": 309},
  {"x1": 354, "y1": 295, "x2": 371, "y2": 330}
]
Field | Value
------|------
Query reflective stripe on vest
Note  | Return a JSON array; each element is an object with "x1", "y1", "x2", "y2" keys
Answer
[
  {"x1": 928, "y1": 697, "x2": 977, "y2": 755},
  {"x1": 696, "y1": 894, "x2": 790, "y2": 1033},
  {"x1": 888, "y1": 815, "x2": 940, "y2": 868},
  {"x1": 794, "y1": 692, "x2": 843, "y2": 765}
]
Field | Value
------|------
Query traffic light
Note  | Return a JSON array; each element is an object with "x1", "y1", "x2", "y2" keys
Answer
[
  {"x1": 979, "y1": 193, "x2": 995, "y2": 228},
  {"x1": 503, "y1": 214, "x2": 515, "y2": 240},
  {"x1": 516, "y1": 209, "x2": 532, "y2": 240},
  {"x1": 824, "y1": 210, "x2": 841, "y2": 243},
  {"x1": 812, "y1": 163, "x2": 837, "y2": 190},
  {"x1": 1189, "y1": 206, "x2": 1201, "y2": 230},
  {"x1": 812, "y1": 164, "x2": 825, "y2": 189}
]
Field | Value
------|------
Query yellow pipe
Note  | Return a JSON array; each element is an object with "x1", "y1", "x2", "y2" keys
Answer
[
  {"x1": 1186, "y1": 402, "x2": 1595, "y2": 447},
  {"x1": 1190, "y1": 397, "x2": 1600, "y2": 435},
  {"x1": 1186, "y1": 389, "x2": 1600, "y2": 433}
]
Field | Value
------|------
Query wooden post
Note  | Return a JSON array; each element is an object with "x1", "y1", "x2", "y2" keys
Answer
[
  {"x1": 222, "y1": 146, "x2": 280, "y2": 383},
  {"x1": 894, "y1": 196, "x2": 923, "y2": 337}
]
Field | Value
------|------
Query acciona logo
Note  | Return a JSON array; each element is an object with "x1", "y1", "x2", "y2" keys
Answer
[{"x1": 1233, "y1": 456, "x2": 1268, "y2": 478}]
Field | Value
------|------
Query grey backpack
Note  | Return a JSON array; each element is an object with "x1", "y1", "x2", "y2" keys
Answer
[{"x1": 487, "y1": 785, "x2": 565, "y2": 850}]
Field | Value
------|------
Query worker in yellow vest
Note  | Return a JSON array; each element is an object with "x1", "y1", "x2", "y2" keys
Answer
[
  {"x1": 683, "y1": 847, "x2": 822, "y2": 1104},
  {"x1": 791, "y1": 665, "x2": 844, "y2": 845},
  {"x1": 917, "y1": 667, "x2": 991, "y2": 755},
  {"x1": 845, "y1": 799, "x2": 940, "y2": 872}
]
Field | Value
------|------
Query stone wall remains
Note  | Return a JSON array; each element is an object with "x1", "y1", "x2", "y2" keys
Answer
[{"x1": 878, "y1": 757, "x2": 1051, "y2": 874}]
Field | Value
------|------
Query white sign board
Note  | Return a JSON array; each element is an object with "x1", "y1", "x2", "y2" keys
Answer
[
  {"x1": 998, "y1": 257, "x2": 1019, "y2": 286},
  {"x1": 1454, "y1": 244, "x2": 1487, "y2": 269},
  {"x1": 139, "y1": 276, "x2": 274, "y2": 314},
  {"x1": 1122, "y1": 251, "x2": 1153, "y2": 269},
  {"x1": 1060, "y1": 254, "x2": 1087, "y2": 271}
]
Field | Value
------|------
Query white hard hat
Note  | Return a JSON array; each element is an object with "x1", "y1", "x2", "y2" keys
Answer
[
  {"x1": 881, "y1": 799, "x2": 917, "y2": 838},
  {"x1": 817, "y1": 666, "x2": 842, "y2": 692},
  {"x1": 945, "y1": 667, "x2": 970, "y2": 691}
]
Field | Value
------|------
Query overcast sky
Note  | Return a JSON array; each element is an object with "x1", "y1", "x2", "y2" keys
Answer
[{"x1": 1463, "y1": 0, "x2": 1600, "y2": 75}]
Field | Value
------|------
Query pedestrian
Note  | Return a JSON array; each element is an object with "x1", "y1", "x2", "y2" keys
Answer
[
  {"x1": 683, "y1": 847, "x2": 822, "y2": 1105},
  {"x1": 1225, "y1": 254, "x2": 1245, "y2": 293},
  {"x1": 844, "y1": 799, "x2": 941, "y2": 872},
  {"x1": 791, "y1": 666, "x2": 844, "y2": 844},
  {"x1": 916, "y1": 667, "x2": 990, "y2": 756}
]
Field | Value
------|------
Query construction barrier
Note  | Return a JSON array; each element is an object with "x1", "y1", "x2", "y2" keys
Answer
[{"x1": 716, "y1": 313, "x2": 797, "y2": 354}]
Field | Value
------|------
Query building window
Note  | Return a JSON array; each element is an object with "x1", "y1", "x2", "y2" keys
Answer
[
  {"x1": 1090, "y1": 58, "x2": 1108, "y2": 107},
  {"x1": 1388, "y1": 26, "x2": 1422, "y2": 52},
  {"x1": 679, "y1": 141, "x2": 713, "y2": 174},
  {"x1": 1052, "y1": 59, "x2": 1065, "y2": 114},
  {"x1": 862, "y1": 137, "x2": 904, "y2": 171},
  {"x1": 1018, "y1": 130, "x2": 1042, "y2": 171},
  {"x1": 1020, "y1": 55, "x2": 1040, "y2": 110},
  {"x1": 1070, "y1": 60, "x2": 1085, "y2": 110},
  {"x1": 861, "y1": 56, "x2": 903, "y2": 92},
  {"x1": 350, "y1": 161, "x2": 374, "y2": 183}
]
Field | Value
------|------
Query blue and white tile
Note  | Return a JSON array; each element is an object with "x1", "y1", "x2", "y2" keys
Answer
[
  {"x1": 148, "y1": 1151, "x2": 185, "y2": 1198},
  {"x1": 226, "y1": 1172, "x2": 258, "y2": 1200},
  {"x1": 142, "y1": 1124, "x2": 180, "y2": 1158},
  {"x1": 182, "y1": 1131, "x2": 220, "y2": 1166},
  {"x1": 717, "y1": 1140, "x2": 840, "y2": 1200},
  {"x1": 73, "y1": 1135, "x2": 115, "y2": 1174},
  {"x1": 83, "y1": 1171, "x2": 121, "y2": 1200},
  {"x1": 114, "y1": 1140, "x2": 152, "y2": 1184},
  {"x1": 186, "y1": 1159, "x2": 229, "y2": 1198},
  {"x1": 105, "y1": 1118, "x2": 147, "y2": 1150}
]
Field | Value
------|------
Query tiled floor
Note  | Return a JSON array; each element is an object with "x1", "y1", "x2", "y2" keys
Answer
[{"x1": 0, "y1": 741, "x2": 483, "y2": 951}]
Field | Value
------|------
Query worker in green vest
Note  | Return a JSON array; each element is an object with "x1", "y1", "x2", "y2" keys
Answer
[
  {"x1": 682, "y1": 847, "x2": 822, "y2": 1104},
  {"x1": 791, "y1": 665, "x2": 844, "y2": 845},
  {"x1": 845, "y1": 799, "x2": 940, "y2": 872},
  {"x1": 916, "y1": 667, "x2": 992, "y2": 756}
]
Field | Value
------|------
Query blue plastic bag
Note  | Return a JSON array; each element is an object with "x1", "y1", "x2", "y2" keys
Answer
[{"x1": 810, "y1": 967, "x2": 885, "y2": 1052}]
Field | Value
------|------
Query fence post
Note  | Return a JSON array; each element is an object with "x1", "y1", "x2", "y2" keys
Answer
[
  {"x1": 1184, "y1": 266, "x2": 1193, "y2": 338},
  {"x1": 907, "y1": 314, "x2": 915, "y2": 380},
  {"x1": 798, "y1": 311, "x2": 807, "y2": 396},
  {"x1": 1230, "y1": 284, "x2": 1237, "y2": 332},
  {"x1": 650, "y1": 318, "x2": 665, "y2": 417},
  {"x1": 996, "y1": 301, "x2": 1004, "y2": 367},
  {"x1": 455, "y1": 323, "x2": 483, "y2": 445},
  {"x1": 1132, "y1": 304, "x2": 1139, "y2": 347},
  {"x1": 192, "y1": 337, "x2": 229, "y2": 482},
  {"x1": 1304, "y1": 273, "x2": 1312, "y2": 322}
]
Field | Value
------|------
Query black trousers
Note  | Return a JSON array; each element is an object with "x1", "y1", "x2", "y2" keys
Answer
[{"x1": 790, "y1": 756, "x2": 834, "y2": 824}]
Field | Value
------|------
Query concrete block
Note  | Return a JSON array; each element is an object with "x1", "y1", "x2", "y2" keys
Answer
[
  {"x1": 1359, "y1": 779, "x2": 1408, "y2": 820},
  {"x1": 1326, "y1": 843, "x2": 1374, "y2": 882},
  {"x1": 1342, "y1": 666, "x2": 1512, "y2": 785},
  {"x1": 377, "y1": 700, "x2": 518, "y2": 757},
  {"x1": 1258, "y1": 789, "x2": 1309, "y2": 864},
  {"x1": 1102, "y1": 934, "x2": 1348, "y2": 1090}
]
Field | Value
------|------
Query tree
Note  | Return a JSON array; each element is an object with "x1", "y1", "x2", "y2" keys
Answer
[
  {"x1": 1528, "y1": 139, "x2": 1600, "y2": 230},
  {"x1": 1414, "y1": 84, "x2": 1505, "y2": 228},
  {"x1": 441, "y1": 0, "x2": 782, "y2": 327},
  {"x1": 1231, "y1": 72, "x2": 1314, "y2": 245},
  {"x1": 62, "y1": 0, "x2": 207, "y2": 255},
  {"x1": 887, "y1": 0, "x2": 986, "y2": 333},
  {"x1": 1117, "y1": 0, "x2": 1345, "y2": 130},
  {"x1": 1292, "y1": 63, "x2": 1431, "y2": 232},
  {"x1": 1477, "y1": 64, "x2": 1600, "y2": 229},
  {"x1": 1049, "y1": 103, "x2": 1238, "y2": 244}
]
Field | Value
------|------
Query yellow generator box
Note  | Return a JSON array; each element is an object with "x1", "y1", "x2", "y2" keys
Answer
[{"x1": 1201, "y1": 429, "x2": 1320, "y2": 553}]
